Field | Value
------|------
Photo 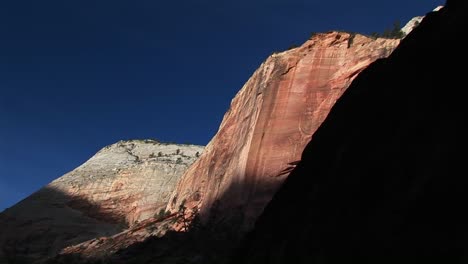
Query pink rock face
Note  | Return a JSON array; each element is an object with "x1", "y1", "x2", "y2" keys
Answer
[{"x1": 167, "y1": 32, "x2": 400, "y2": 231}]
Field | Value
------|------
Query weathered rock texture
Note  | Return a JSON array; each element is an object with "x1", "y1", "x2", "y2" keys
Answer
[
  {"x1": 167, "y1": 32, "x2": 400, "y2": 233},
  {"x1": 235, "y1": 2, "x2": 468, "y2": 262},
  {"x1": 0, "y1": 140, "x2": 203, "y2": 263}
]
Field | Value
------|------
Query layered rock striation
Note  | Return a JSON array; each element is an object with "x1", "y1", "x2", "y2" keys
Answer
[
  {"x1": 0, "y1": 140, "x2": 203, "y2": 263},
  {"x1": 167, "y1": 32, "x2": 400, "y2": 233}
]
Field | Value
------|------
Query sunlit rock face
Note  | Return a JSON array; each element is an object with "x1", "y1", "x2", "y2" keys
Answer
[
  {"x1": 48, "y1": 140, "x2": 203, "y2": 225},
  {"x1": 401, "y1": 6, "x2": 443, "y2": 35},
  {"x1": 19, "y1": 32, "x2": 402, "y2": 264},
  {"x1": 167, "y1": 32, "x2": 400, "y2": 233},
  {"x1": 0, "y1": 140, "x2": 203, "y2": 263},
  {"x1": 0, "y1": 31, "x2": 402, "y2": 264},
  {"x1": 56, "y1": 33, "x2": 400, "y2": 263}
]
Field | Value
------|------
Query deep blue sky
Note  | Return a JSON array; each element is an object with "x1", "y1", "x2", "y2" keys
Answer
[{"x1": 0, "y1": 0, "x2": 444, "y2": 211}]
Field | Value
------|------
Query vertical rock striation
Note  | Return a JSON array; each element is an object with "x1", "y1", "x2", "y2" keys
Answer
[
  {"x1": 235, "y1": 2, "x2": 468, "y2": 262},
  {"x1": 167, "y1": 32, "x2": 400, "y2": 233}
]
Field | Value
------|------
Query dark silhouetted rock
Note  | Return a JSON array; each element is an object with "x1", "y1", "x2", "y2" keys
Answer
[{"x1": 235, "y1": 2, "x2": 468, "y2": 263}]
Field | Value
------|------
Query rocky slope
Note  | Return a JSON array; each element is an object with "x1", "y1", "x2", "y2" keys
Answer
[
  {"x1": 0, "y1": 140, "x2": 203, "y2": 263},
  {"x1": 235, "y1": 1, "x2": 468, "y2": 262},
  {"x1": 166, "y1": 32, "x2": 400, "y2": 234}
]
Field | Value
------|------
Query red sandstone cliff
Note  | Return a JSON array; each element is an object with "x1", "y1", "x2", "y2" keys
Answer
[
  {"x1": 166, "y1": 32, "x2": 400, "y2": 231},
  {"x1": 234, "y1": 3, "x2": 468, "y2": 262}
]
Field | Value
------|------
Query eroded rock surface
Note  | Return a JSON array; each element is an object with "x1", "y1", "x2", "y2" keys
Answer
[{"x1": 0, "y1": 140, "x2": 203, "y2": 263}]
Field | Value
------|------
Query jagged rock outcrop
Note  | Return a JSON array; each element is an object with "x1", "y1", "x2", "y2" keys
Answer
[
  {"x1": 401, "y1": 16, "x2": 424, "y2": 35},
  {"x1": 235, "y1": 2, "x2": 468, "y2": 262},
  {"x1": 0, "y1": 140, "x2": 203, "y2": 263},
  {"x1": 166, "y1": 32, "x2": 400, "y2": 234},
  {"x1": 401, "y1": 6, "x2": 443, "y2": 35}
]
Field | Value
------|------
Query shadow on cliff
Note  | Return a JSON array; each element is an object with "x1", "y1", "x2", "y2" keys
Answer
[
  {"x1": 232, "y1": 1, "x2": 468, "y2": 263},
  {"x1": 43, "y1": 177, "x2": 285, "y2": 264},
  {"x1": 0, "y1": 186, "x2": 127, "y2": 264}
]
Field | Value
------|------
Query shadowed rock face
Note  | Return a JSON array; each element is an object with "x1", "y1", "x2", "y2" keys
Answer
[
  {"x1": 235, "y1": 2, "x2": 468, "y2": 262},
  {"x1": 0, "y1": 140, "x2": 203, "y2": 263},
  {"x1": 167, "y1": 32, "x2": 400, "y2": 232}
]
